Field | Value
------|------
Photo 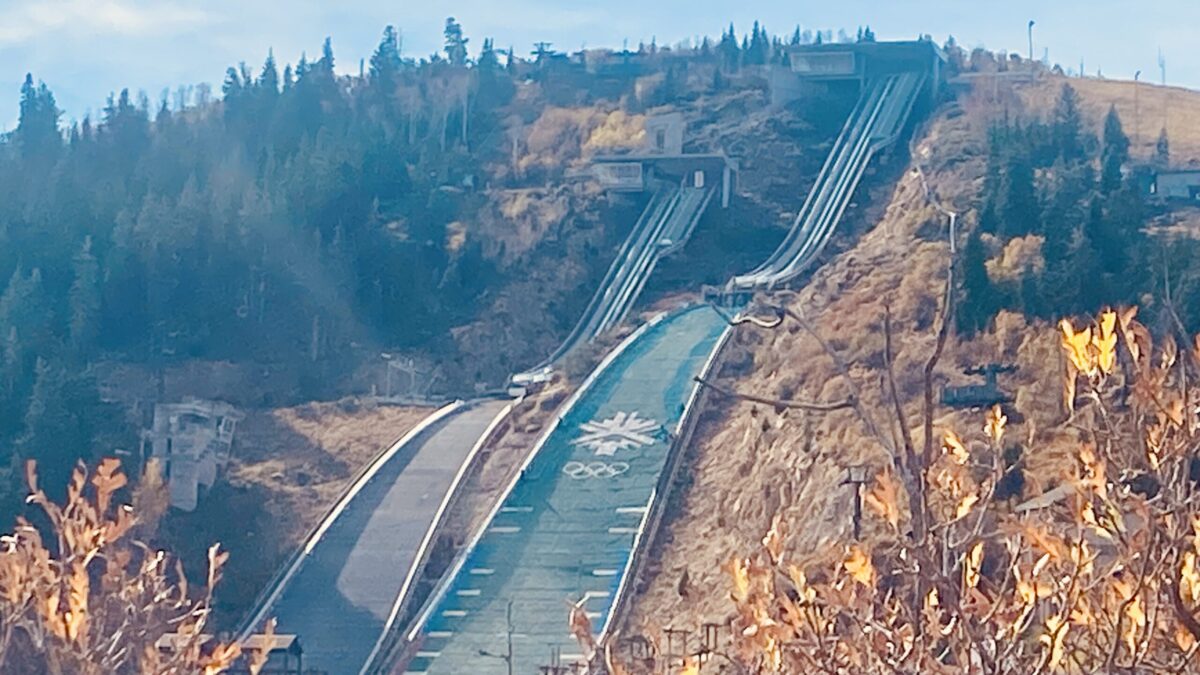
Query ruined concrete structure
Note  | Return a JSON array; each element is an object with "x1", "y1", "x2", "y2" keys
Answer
[{"x1": 142, "y1": 398, "x2": 243, "y2": 511}]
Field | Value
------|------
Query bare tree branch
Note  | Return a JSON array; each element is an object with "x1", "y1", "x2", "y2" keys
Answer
[{"x1": 693, "y1": 376, "x2": 855, "y2": 412}]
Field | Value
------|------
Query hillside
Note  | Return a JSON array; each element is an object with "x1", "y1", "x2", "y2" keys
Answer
[
  {"x1": 620, "y1": 73, "x2": 1200, "y2": 641},
  {"x1": 11, "y1": 17, "x2": 1200, "y2": 670}
]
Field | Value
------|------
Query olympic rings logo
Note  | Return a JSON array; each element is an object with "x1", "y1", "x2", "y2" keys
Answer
[{"x1": 562, "y1": 461, "x2": 630, "y2": 480}]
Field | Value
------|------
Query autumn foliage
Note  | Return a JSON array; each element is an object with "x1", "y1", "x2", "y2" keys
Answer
[
  {"x1": 601, "y1": 307, "x2": 1200, "y2": 673},
  {"x1": 0, "y1": 458, "x2": 263, "y2": 674}
]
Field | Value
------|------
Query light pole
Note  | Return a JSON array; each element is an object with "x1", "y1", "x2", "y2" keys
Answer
[
  {"x1": 478, "y1": 600, "x2": 515, "y2": 675},
  {"x1": 1027, "y1": 20, "x2": 1036, "y2": 63},
  {"x1": 1134, "y1": 70, "x2": 1142, "y2": 148}
]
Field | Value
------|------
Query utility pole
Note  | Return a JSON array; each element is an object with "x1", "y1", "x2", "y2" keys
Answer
[
  {"x1": 1134, "y1": 70, "x2": 1142, "y2": 149},
  {"x1": 1027, "y1": 20, "x2": 1035, "y2": 63},
  {"x1": 477, "y1": 599, "x2": 515, "y2": 675}
]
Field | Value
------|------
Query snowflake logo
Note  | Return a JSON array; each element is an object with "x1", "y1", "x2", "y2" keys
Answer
[{"x1": 571, "y1": 411, "x2": 661, "y2": 457}]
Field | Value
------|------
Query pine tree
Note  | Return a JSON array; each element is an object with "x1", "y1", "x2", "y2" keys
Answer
[
  {"x1": 719, "y1": 23, "x2": 741, "y2": 71},
  {"x1": 0, "y1": 268, "x2": 52, "y2": 363},
  {"x1": 1155, "y1": 127, "x2": 1170, "y2": 169},
  {"x1": 222, "y1": 66, "x2": 244, "y2": 100},
  {"x1": 444, "y1": 17, "x2": 469, "y2": 66},
  {"x1": 478, "y1": 38, "x2": 499, "y2": 71},
  {"x1": 259, "y1": 50, "x2": 280, "y2": 94},
  {"x1": 746, "y1": 21, "x2": 769, "y2": 65},
  {"x1": 1096, "y1": 186, "x2": 1146, "y2": 300},
  {"x1": 1052, "y1": 83, "x2": 1084, "y2": 162},
  {"x1": 68, "y1": 237, "x2": 101, "y2": 358},
  {"x1": 15, "y1": 74, "x2": 61, "y2": 161},
  {"x1": 16, "y1": 358, "x2": 95, "y2": 499},
  {"x1": 1038, "y1": 159, "x2": 1093, "y2": 317},
  {"x1": 370, "y1": 25, "x2": 403, "y2": 86},
  {"x1": 1070, "y1": 215, "x2": 1104, "y2": 312},
  {"x1": 0, "y1": 326, "x2": 18, "y2": 420},
  {"x1": 319, "y1": 37, "x2": 335, "y2": 72},
  {"x1": 959, "y1": 228, "x2": 996, "y2": 334},
  {"x1": 1100, "y1": 105, "x2": 1130, "y2": 194},
  {"x1": 998, "y1": 146, "x2": 1039, "y2": 237}
]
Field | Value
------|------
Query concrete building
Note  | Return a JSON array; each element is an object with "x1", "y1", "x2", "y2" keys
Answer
[
  {"x1": 142, "y1": 398, "x2": 243, "y2": 511},
  {"x1": 591, "y1": 112, "x2": 737, "y2": 207},
  {"x1": 771, "y1": 39, "x2": 947, "y2": 106},
  {"x1": 1153, "y1": 169, "x2": 1200, "y2": 201}
]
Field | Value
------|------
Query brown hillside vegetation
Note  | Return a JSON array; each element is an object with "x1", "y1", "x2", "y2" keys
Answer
[{"x1": 620, "y1": 76, "x2": 1191, "y2": 654}]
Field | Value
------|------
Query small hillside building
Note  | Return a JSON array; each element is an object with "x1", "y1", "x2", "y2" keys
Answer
[
  {"x1": 142, "y1": 398, "x2": 243, "y2": 511},
  {"x1": 1153, "y1": 169, "x2": 1200, "y2": 201}
]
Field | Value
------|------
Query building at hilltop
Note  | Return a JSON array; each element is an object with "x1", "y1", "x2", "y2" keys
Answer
[{"x1": 771, "y1": 38, "x2": 947, "y2": 106}]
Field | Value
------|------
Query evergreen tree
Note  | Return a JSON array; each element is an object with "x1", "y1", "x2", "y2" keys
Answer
[
  {"x1": 259, "y1": 50, "x2": 280, "y2": 94},
  {"x1": 718, "y1": 23, "x2": 741, "y2": 71},
  {"x1": 68, "y1": 237, "x2": 101, "y2": 358},
  {"x1": 1052, "y1": 83, "x2": 1084, "y2": 161},
  {"x1": 1155, "y1": 127, "x2": 1170, "y2": 169},
  {"x1": 222, "y1": 66, "x2": 244, "y2": 101},
  {"x1": 15, "y1": 74, "x2": 61, "y2": 161},
  {"x1": 1069, "y1": 218, "x2": 1104, "y2": 312},
  {"x1": 1038, "y1": 159, "x2": 1094, "y2": 317},
  {"x1": 477, "y1": 38, "x2": 499, "y2": 71},
  {"x1": 0, "y1": 268, "x2": 52, "y2": 365},
  {"x1": 0, "y1": 326, "x2": 19, "y2": 436},
  {"x1": 746, "y1": 21, "x2": 769, "y2": 65},
  {"x1": 370, "y1": 25, "x2": 403, "y2": 86},
  {"x1": 444, "y1": 17, "x2": 469, "y2": 66},
  {"x1": 959, "y1": 228, "x2": 996, "y2": 334},
  {"x1": 997, "y1": 146, "x2": 1039, "y2": 237},
  {"x1": 15, "y1": 359, "x2": 106, "y2": 499},
  {"x1": 1100, "y1": 105, "x2": 1130, "y2": 195},
  {"x1": 319, "y1": 37, "x2": 336, "y2": 72},
  {"x1": 1098, "y1": 185, "x2": 1147, "y2": 300}
]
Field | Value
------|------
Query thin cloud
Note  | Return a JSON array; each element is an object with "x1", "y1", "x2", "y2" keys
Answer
[{"x1": 0, "y1": 0, "x2": 210, "y2": 46}]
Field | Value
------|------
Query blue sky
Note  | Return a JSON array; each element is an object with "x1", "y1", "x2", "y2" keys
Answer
[{"x1": 0, "y1": 0, "x2": 1189, "y2": 130}]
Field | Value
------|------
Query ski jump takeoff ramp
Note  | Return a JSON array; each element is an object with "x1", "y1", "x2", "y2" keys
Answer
[{"x1": 400, "y1": 305, "x2": 730, "y2": 674}]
